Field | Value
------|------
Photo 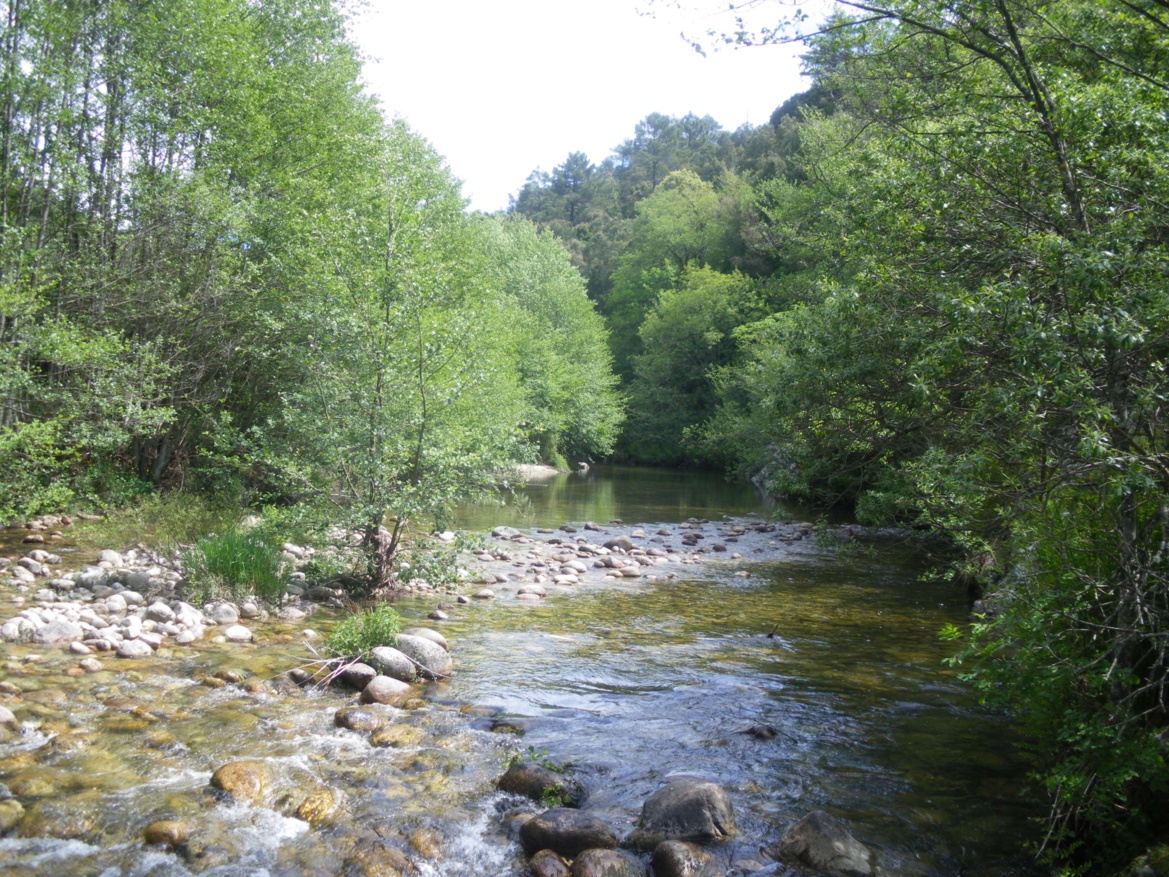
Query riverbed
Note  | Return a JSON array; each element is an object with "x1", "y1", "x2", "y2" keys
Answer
[{"x1": 0, "y1": 466, "x2": 1040, "y2": 875}]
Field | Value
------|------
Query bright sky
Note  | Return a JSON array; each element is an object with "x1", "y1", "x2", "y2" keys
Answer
[{"x1": 349, "y1": 1, "x2": 814, "y2": 212}]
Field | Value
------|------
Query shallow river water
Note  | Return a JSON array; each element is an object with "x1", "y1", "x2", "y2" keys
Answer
[{"x1": 0, "y1": 466, "x2": 1040, "y2": 876}]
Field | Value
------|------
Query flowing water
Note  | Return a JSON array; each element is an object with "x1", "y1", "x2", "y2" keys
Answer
[{"x1": 0, "y1": 467, "x2": 1040, "y2": 875}]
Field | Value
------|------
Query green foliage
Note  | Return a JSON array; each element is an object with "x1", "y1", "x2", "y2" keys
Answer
[
  {"x1": 324, "y1": 604, "x2": 402, "y2": 662},
  {"x1": 184, "y1": 528, "x2": 287, "y2": 603},
  {"x1": 398, "y1": 546, "x2": 463, "y2": 589},
  {"x1": 74, "y1": 493, "x2": 240, "y2": 555}
]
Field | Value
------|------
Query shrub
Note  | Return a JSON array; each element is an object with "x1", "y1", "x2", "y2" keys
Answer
[
  {"x1": 324, "y1": 603, "x2": 401, "y2": 661},
  {"x1": 185, "y1": 527, "x2": 286, "y2": 603},
  {"x1": 398, "y1": 546, "x2": 463, "y2": 589}
]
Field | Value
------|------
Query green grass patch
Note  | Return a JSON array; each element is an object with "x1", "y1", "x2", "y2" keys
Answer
[
  {"x1": 73, "y1": 492, "x2": 240, "y2": 556},
  {"x1": 324, "y1": 603, "x2": 401, "y2": 661},
  {"x1": 184, "y1": 527, "x2": 287, "y2": 603}
]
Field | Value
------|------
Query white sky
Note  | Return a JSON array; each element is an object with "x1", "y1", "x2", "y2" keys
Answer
[{"x1": 349, "y1": 1, "x2": 814, "y2": 212}]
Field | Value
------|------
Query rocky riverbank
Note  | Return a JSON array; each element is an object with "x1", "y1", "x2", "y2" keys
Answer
[{"x1": 0, "y1": 510, "x2": 923, "y2": 875}]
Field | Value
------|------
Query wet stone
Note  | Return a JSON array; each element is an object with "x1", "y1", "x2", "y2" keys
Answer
[
  {"x1": 144, "y1": 819, "x2": 194, "y2": 848},
  {"x1": 210, "y1": 760, "x2": 268, "y2": 805},
  {"x1": 530, "y1": 849, "x2": 571, "y2": 877},
  {"x1": 335, "y1": 707, "x2": 384, "y2": 733},
  {"x1": 296, "y1": 788, "x2": 340, "y2": 826},
  {"x1": 519, "y1": 808, "x2": 618, "y2": 858},
  {"x1": 570, "y1": 848, "x2": 644, "y2": 877}
]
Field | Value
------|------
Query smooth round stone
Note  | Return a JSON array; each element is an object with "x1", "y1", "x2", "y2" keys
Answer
[
  {"x1": 394, "y1": 634, "x2": 453, "y2": 680},
  {"x1": 518, "y1": 808, "x2": 618, "y2": 858},
  {"x1": 69, "y1": 641, "x2": 92, "y2": 655},
  {"x1": 210, "y1": 760, "x2": 268, "y2": 805},
  {"x1": 116, "y1": 639, "x2": 154, "y2": 659},
  {"x1": 296, "y1": 788, "x2": 340, "y2": 826},
  {"x1": 223, "y1": 625, "x2": 253, "y2": 643},
  {"x1": 400, "y1": 627, "x2": 449, "y2": 652},
  {"x1": 341, "y1": 662, "x2": 377, "y2": 690},
  {"x1": 368, "y1": 647, "x2": 416, "y2": 684},
  {"x1": 144, "y1": 820, "x2": 194, "y2": 847},
  {"x1": 78, "y1": 657, "x2": 103, "y2": 673},
  {"x1": 334, "y1": 707, "x2": 383, "y2": 732},
  {"x1": 98, "y1": 549, "x2": 124, "y2": 566},
  {"x1": 209, "y1": 603, "x2": 239, "y2": 625},
  {"x1": 360, "y1": 675, "x2": 413, "y2": 706}
]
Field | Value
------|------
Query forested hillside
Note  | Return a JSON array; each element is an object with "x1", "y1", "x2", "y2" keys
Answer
[
  {"x1": 0, "y1": 0, "x2": 622, "y2": 574},
  {"x1": 512, "y1": 1, "x2": 1169, "y2": 868}
]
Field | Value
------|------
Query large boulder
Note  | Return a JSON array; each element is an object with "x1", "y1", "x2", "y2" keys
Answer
[
  {"x1": 498, "y1": 761, "x2": 587, "y2": 808},
  {"x1": 774, "y1": 811, "x2": 873, "y2": 877},
  {"x1": 369, "y1": 646, "x2": 417, "y2": 683},
  {"x1": 394, "y1": 633, "x2": 452, "y2": 680},
  {"x1": 625, "y1": 781, "x2": 735, "y2": 850},
  {"x1": 400, "y1": 626, "x2": 449, "y2": 652},
  {"x1": 32, "y1": 621, "x2": 84, "y2": 644},
  {"x1": 570, "y1": 848, "x2": 644, "y2": 877},
  {"x1": 519, "y1": 808, "x2": 618, "y2": 858}
]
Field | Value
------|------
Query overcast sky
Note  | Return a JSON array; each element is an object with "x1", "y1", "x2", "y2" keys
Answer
[{"x1": 349, "y1": 1, "x2": 814, "y2": 212}]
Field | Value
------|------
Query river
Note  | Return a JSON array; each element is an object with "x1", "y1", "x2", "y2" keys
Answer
[{"x1": 0, "y1": 466, "x2": 1040, "y2": 875}]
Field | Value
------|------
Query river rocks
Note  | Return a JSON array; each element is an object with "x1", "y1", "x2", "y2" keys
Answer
[
  {"x1": 210, "y1": 760, "x2": 268, "y2": 805},
  {"x1": 342, "y1": 661, "x2": 378, "y2": 690},
  {"x1": 0, "y1": 798, "x2": 24, "y2": 834},
  {"x1": 360, "y1": 675, "x2": 414, "y2": 706},
  {"x1": 774, "y1": 811, "x2": 873, "y2": 877},
  {"x1": 116, "y1": 638, "x2": 155, "y2": 658},
  {"x1": 296, "y1": 788, "x2": 341, "y2": 826},
  {"x1": 335, "y1": 707, "x2": 383, "y2": 732},
  {"x1": 369, "y1": 646, "x2": 417, "y2": 683},
  {"x1": 499, "y1": 761, "x2": 587, "y2": 808},
  {"x1": 0, "y1": 705, "x2": 17, "y2": 731},
  {"x1": 31, "y1": 620, "x2": 83, "y2": 644},
  {"x1": 209, "y1": 602, "x2": 239, "y2": 625},
  {"x1": 144, "y1": 819, "x2": 194, "y2": 848},
  {"x1": 400, "y1": 626, "x2": 449, "y2": 652},
  {"x1": 603, "y1": 535, "x2": 635, "y2": 552},
  {"x1": 519, "y1": 808, "x2": 618, "y2": 858},
  {"x1": 651, "y1": 840, "x2": 718, "y2": 877},
  {"x1": 625, "y1": 780, "x2": 735, "y2": 850},
  {"x1": 530, "y1": 849, "x2": 571, "y2": 877},
  {"x1": 394, "y1": 633, "x2": 452, "y2": 680},
  {"x1": 223, "y1": 624, "x2": 254, "y2": 643},
  {"x1": 98, "y1": 549, "x2": 124, "y2": 566},
  {"x1": 571, "y1": 848, "x2": 644, "y2": 877},
  {"x1": 370, "y1": 724, "x2": 425, "y2": 748},
  {"x1": 344, "y1": 842, "x2": 416, "y2": 877}
]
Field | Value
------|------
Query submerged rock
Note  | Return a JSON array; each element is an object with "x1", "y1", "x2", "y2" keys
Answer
[
  {"x1": 625, "y1": 780, "x2": 735, "y2": 850},
  {"x1": 651, "y1": 840, "x2": 718, "y2": 877},
  {"x1": 775, "y1": 810, "x2": 873, "y2": 877},
  {"x1": 335, "y1": 707, "x2": 383, "y2": 732}
]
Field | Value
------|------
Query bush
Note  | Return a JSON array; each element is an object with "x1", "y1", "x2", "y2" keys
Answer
[
  {"x1": 184, "y1": 527, "x2": 287, "y2": 603},
  {"x1": 398, "y1": 546, "x2": 463, "y2": 589},
  {"x1": 324, "y1": 604, "x2": 401, "y2": 661}
]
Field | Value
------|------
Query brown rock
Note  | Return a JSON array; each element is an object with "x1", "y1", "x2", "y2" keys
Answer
[
  {"x1": 297, "y1": 788, "x2": 340, "y2": 826},
  {"x1": 530, "y1": 849, "x2": 571, "y2": 877},
  {"x1": 651, "y1": 840, "x2": 718, "y2": 877},
  {"x1": 209, "y1": 760, "x2": 268, "y2": 805},
  {"x1": 570, "y1": 848, "x2": 644, "y2": 877},
  {"x1": 519, "y1": 808, "x2": 617, "y2": 858},
  {"x1": 343, "y1": 842, "x2": 416, "y2": 877},
  {"x1": 144, "y1": 820, "x2": 194, "y2": 848},
  {"x1": 335, "y1": 707, "x2": 384, "y2": 733}
]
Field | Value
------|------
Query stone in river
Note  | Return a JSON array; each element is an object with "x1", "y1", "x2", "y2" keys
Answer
[
  {"x1": 518, "y1": 808, "x2": 617, "y2": 858},
  {"x1": 570, "y1": 848, "x2": 644, "y2": 877},
  {"x1": 33, "y1": 621, "x2": 83, "y2": 644},
  {"x1": 0, "y1": 798, "x2": 25, "y2": 833},
  {"x1": 296, "y1": 788, "x2": 340, "y2": 826},
  {"x1": 210, "y1": 760, "x2": 268, "y2": 805},
  {"x1": 651, "y1": 840, "x2": 718, "y2": 877},
  {"x1": 223, "y1": 625, "x2": 253, "y2": 643},
  {"x1": 369, "y1": 647, "x2": 416, "y2": 683},
  {"x1": 144, "y1": 820, "x2": 194, "y2": 848},
  {"x1": 335, "y1": 707, "x2": 383, "y2": 732},
  {"x1": 342, "y1": 662, "x2": 378, "y2": 690},
  {"x1": 116, "y1": 639, "x2": 154, "y2": 658},
  {"x1": 774, "y1": 810, "x2": 873, "y2": 877},
  {"x1": 498, "y1": 761, "x2": 587, "y2": 808},
  {"x1": 625, "y1": 780, "x2": 736, "y2": 850},
  {"x1": 360, "y1": 675, "x2": 414, "y2": 706},
  {"x1": 400, "y1": 626, "x2": 449, "y2": 652},
  {"x1": 394, "y1": 633, "x2": 452, "y2": 680},
  {"x1": 530, "y1": 849, "x2": 571, "y2": 877}
]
